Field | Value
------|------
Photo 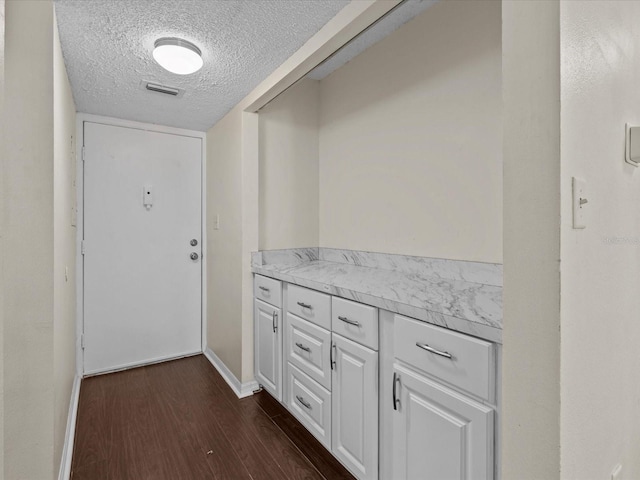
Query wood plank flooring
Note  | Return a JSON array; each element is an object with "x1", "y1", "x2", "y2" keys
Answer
[{"x1": 71, "y1": 354, "x2": 356, "y2": 480}]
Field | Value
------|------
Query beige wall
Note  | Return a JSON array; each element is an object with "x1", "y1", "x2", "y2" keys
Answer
[
  {"x1": 205, "y1": 1, "x2": 406, "y2": 386},
  {"x1": 319, "y1": 0, "x2": 502, "y2": 263},
  {"x1": 207, "y1": 108, "x2": 244, "y2": 380},
  {"x1": 560, "y1": 1, "x2": 640, "y2": 478},
  {"x1": 259, "y1": 78, "x2": 320, "y2": 250},
  {"x1": 502, "y1": 1, "x2": 561, "y2": 478},
  {"x1": 53, "y1": 8, "x2": 77, "y2": 476},
  {"x1": 2, "y1": 1, "x2": 56, "y2": 477}
]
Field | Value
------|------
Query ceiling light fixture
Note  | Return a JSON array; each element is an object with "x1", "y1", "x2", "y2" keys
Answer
[{"x1": 153, "y1": 38, "x2": 203, "y2": 75}]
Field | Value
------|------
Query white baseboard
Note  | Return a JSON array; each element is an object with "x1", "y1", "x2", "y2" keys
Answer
[
  {"x1": 58, "y1": 375, "x2": 81, "y2": 480},
  {"x1": 204, "y1": 347, "x2": 258, "y2": 399}
]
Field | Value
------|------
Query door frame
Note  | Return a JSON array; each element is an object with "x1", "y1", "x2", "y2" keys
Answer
[{"x1": 75, "y1": 113, "x2": 207, "y2": 377}]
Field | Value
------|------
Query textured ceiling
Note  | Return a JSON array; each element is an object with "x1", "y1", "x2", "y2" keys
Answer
[
  {"x1": 54, "y1": 0, "x2": 348, "y2": 131},
  {"x1": 308, "y1": 0, "x2": 438, "y2": 80}
]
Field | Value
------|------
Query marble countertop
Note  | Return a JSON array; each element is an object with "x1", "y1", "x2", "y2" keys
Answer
[{"x1": 252, "y1": 248, "x2": 503, "y2": 344}]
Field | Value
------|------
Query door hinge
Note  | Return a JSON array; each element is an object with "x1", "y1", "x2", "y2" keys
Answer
[
  {"x1": 80, "y1": 334, "x2": 85, "y2": 349},
  {"x1": 81, "y1": 240, "x2": 86, "y2": 255},
  {"x1": 81, "y1": 146, "x2": 86, "y2": 162}
]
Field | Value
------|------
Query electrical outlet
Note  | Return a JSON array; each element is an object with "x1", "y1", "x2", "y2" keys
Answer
[{"x1": 611, "y1": 464, "x2": 622, "y2": 480}]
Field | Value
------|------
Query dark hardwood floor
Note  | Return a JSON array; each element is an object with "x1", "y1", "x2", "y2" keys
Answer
[{"x1": 71, "y1": 354, "x2": 355, "y2": 480}]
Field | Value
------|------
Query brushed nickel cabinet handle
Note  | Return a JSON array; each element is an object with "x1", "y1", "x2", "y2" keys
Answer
[
  {"x1": 297, "y1": 301, "x2": 312, "y2": 309},
  {"x1": 338, "y1": 315, "x2": 360, "y2": 327},
  {"x1": 295, "y1": 342, "x2": 310, "y2": 352},
  {"x1": 296, "y1": 395, "x2": 311, "y2": 409},
  {"x1": 272, "y1": 311, "x2": 278, "y2": 333},
  {"x1": 330, "y1": 342, "x2": 336, "y2": 370},
  {"x1": 416, "y1": 342, "x2": 452, "y2": 359},
  {"x1": 259, "y1": 286, "x2": 270, "y2": 292},
  {"x1": 393, "y1": 372, "x2": 400, "y2": 410}
]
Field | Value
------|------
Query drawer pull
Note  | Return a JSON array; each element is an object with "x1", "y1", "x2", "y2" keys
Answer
[
  {"x1": 393, "y1": 372, "x2": 400, "y2": 410},
  {"x1": 297, "y1": 301, "x2": 313, "y2": 309},
  {"x1": 295, "y1": 342, "x2": 310, "y2": 352},
  {"x1": 416, "y1": 342, "x2": 452, "y2": 359},
  {"x1": 272, "y1": 311, "x2": 278, "y2": 333},
  {"x1": 258, "y1": 286, "x2": 270, "y2": 292},
  {"x1": 296, "y1": 395, "x2": 311, "y2": 409},
  {"x1": 338, "y1": 315, "x2": 360, "y2": 327}
]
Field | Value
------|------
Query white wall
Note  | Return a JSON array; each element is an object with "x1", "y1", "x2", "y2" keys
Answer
[
  {"x1": 319, "y1": 0, "x2": 502, "y2": 263},
  {"x1": 2, "y1": 1, "x2": 55, "y2": 477},
  {"x1": 501, "y1": 1, "x2": 561, "y2": 478},
  {"x1": 53, "y1": 8, "x2": 77, "y2": 476},
  {"x1": 259, "y1": 78, "x2": 320, "y2": 250},
  {"x1": 560, "y1": 1, "x2": 640, "y2": 478}
]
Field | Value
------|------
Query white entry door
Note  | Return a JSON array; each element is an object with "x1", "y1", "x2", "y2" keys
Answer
[{"x1": 83, "y1": 122, "x2": 202, "y2": 374}]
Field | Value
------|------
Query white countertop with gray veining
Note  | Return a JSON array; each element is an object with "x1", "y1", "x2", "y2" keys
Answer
[{"x1": 251, "y1": 248, "x2": 503, "y2": 343}]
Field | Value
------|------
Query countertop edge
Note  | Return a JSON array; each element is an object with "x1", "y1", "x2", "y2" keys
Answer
[{"x1": 252, "y1": 265, "x2": 502, "y2": 344}]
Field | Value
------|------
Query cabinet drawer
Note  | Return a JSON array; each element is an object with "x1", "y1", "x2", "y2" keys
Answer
[
  {"x1": 286, "y1": 313, "x2": 332, "y2": 390},
  {"x1": 332, "y1": 297, "x2": 378, "y2": 350},
  {"x1": 287, "y1": 363, "x2": 332, "y2": 450},
  {"x1": 254, "y1": 275, "x2": 282, "y2": 308},
  {"x1": 394, "y1": 315, "x2": 495, "y2": 402},
  {"x1": 287, "y1": 284, "x2": 331, "y2": 330}
]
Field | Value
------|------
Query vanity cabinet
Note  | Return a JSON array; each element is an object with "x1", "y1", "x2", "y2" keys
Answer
[
  {"x1": 282, "y1": 284, "x2": 379, "y2": 480},
  {"x1": 254, "y1": 275, "x2": 283, "y2": 401},
  {"x1": 253, "y1": 275, "x2": 498, "y2": 480},
  {"x1": 391, "y1": 315, "x2": 496, "y2": 480}
]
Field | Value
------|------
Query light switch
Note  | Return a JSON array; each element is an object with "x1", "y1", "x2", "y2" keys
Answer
[
  {"x1": 214, "y1": 214, "x2": 220, "y2": 230},
  {"x1": 572, "y1": 177, "x2": 587, "y2": 229},
  {"x1": 143, "y1": 185, "x2": 153, "y2": 210}
]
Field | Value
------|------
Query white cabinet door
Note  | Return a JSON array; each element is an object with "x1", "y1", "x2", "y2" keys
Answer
[
  {"x1": 255, "y1": 298, "x2": 282, "y2": 400},
  {"x1": 332, "y1": 334, "x2": 378, "y2": 480},
  {"x1": 392, "y1": 363, "x2": 494, "y2": 480}
]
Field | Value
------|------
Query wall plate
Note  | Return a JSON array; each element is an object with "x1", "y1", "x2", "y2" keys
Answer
[
  {"x1": 572, "y1": 177, "x2": 587, "y2": 229},
  {"x1": 625, "y1": 123, "x2": 640, "y2": 167}
]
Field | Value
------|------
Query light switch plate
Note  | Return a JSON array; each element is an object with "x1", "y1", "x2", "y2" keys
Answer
[
  {"x1": 572, "y1": 177, "x2": 587, "y2": 229},
  {"x1": 625, "y1": 123, "x2": 640, "y2": 167}
]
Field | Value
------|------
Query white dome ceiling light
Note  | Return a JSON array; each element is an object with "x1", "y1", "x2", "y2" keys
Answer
[{"x1": 153, "y1": 38, "x2": 203, "y2": 75}]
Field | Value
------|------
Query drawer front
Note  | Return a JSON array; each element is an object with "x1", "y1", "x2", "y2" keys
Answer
[
  {"x1": 394, "y1": 315, "x2": 495, "y2": 402},
  {"x1": 286, "y1": 313, "x2": 332, "y2": 390},
  {"x1": 287, "y1": 284, "x2": 331, "y2": 330},
  {"x1": 332, "y1": 297, "x2": 378, "y2": 350},
  {"x1": 287, "y1": 363, "x2": 332, "y2": 450},
  {"x1": 254, "y1": 275, "x2": 282, "y2": 308}
]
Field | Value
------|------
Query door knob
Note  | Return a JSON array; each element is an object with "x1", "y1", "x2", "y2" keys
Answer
[
  {"x1": 190, "y1": 252, "x2": 199, "y2": 261},
  {"x1": 190, "y1": 239, "x2": 198, "y2": 246}
]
